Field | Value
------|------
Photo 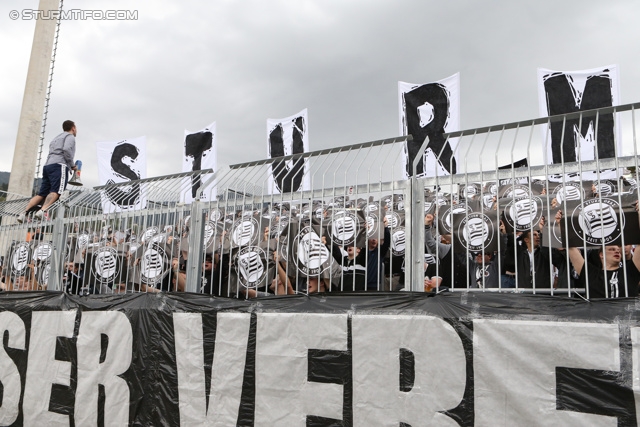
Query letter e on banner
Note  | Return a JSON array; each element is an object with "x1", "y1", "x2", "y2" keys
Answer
[
  {"x1": 351, "y1": 315, "x2": 465, "y2": 427},
  {"x1": 254, "y1": 313, "x2": 348, "y2": 426},
  {"x1": 23, "y1": 311, "x2": 76, "y2": 427}
]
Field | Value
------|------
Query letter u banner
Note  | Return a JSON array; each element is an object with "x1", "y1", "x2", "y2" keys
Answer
[
  {"x1": 2, "y1": 291, "x2": 640, "y2": 425},
  {"x1": 267, "y1": 109, "x2": 310, "y2": 194},
  {"x1": 96, "y1": 136, "x2": 148, "y2": 213}
]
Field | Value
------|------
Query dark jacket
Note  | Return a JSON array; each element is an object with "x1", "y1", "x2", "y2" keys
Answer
[
  {"x1": 504, "y1": 234, "x2": 563, "y2": 288},
  {"x1": 329, "y1": 243, "x2": 367, "y2": 291}
]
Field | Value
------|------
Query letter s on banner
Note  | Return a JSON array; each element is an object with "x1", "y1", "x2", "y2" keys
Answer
[
  {"x1": 0, "y1": 312, "x2": 25, "y2": 426},
  {"x1": 351, "y1": 315, "x2": 465, "y2": 427},
  {"x1": 75, "y1": 311, "x2": 133, "y2": 427},
  {"x1": 254, "y1": 313, "x2": 348, "y2": 426},
  {"x1": 474, "y1": 319, "x2": 619, "y2": 426}
]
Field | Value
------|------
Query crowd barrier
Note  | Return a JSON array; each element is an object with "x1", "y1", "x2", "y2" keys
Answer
[{"x1": 1, "y1": 103, "x2": 640, "y2": 300}]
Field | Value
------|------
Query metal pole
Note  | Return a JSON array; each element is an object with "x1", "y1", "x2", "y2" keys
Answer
[{"x1": 185, "y1": 201, "x2": 204, "y2": 293}]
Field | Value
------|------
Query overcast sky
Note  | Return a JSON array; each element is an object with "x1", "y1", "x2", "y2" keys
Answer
[{"x1": 1, "y1": 0, "x2": 639, "y2": 188}]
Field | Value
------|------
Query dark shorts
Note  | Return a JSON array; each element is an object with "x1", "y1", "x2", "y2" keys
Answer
[{"x1": 38, "y1": 164, "x2": 68, "y2": 197}]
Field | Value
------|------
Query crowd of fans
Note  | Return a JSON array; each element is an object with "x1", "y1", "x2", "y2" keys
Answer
[{"x1": 2, "y1": 179, "x2": 639, "y2": 299}]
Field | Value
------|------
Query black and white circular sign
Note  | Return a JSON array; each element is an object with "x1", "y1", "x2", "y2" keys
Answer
[
  {"x1": 553, "y1": 183, "x2": 584, "y2": 203},
  {"x1": 11, "y1": 242, "x2": 31, "y2": 276},
  {"x1": 502, "y1": 184, "x2": 531, "y2": 199},
  {"x1": 504, "y1": 196, "x2": 543, "y2": 232},
  {"x1": 141, "y1": 226, "x2": 159, "y2": 243},
  {"x1": 231, "y1": 216, "x2": 259, "y2": 247},
  {"x1": 37, "y1": 263, "x2": 51, "y2": 286},
  {"x1": 366, "y1": 202, "x2": 380, "y2": 213},
  {"x1": 329, "y1": 210, "x2": 360, "y2": 246},
  {"x1": 92, "y1": 246, "x2": 121, "y2": 285},
  {"x1": 391, "y1": 226, "x2": 406, "y2": 256},
  {"x1": 293, "y1": 226, "x2": 331, "y2": 275},
  {"x1": 77, "y1": 232, "x2": 91, "y2": 249},
  {"x1": 33, "y1": 242, "x2": 53, "y2": 263},
  {"x1": 235, "y1": 246, "x2": 268, "y2": 289},
  {"x1": 140, "y1": 244, "x2": 170, "y2": 286},
  {"x1": 592, "y1": 181, "x2": 615, "y2": 197},
  {"x1": 572, "y1": 198, "x2": 623, "y2": 245},
  {"x1": 458, "y1": 213, "x2": 495, "y2": 252},
  {"x1": 385, "y1": 211, "x2": 402, "y2": 229},
  {"x1": 269, "y1": 216, "x2": 289, "y2": 239},
  {"x1": 461, "y1": 184, "x2": 480, "y2": 199},
  {"x1": 441, "y1": 204, "x2": 472, "y2": 234},
  {"x1": 203, "y1": 220, "x2": 220, "y2": 250}
]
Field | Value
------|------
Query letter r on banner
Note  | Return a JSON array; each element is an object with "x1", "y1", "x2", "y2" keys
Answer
[
  {"x1": 75, "y1": 311, "x2": 133, "y2": 427},
  {"x1": 474, "y1": 319, "x2": 619, "y2": 426}
]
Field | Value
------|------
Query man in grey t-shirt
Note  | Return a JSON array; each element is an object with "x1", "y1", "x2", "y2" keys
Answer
[{"x1": 18, "y1": 120, "x2": 77, "y2": 223}]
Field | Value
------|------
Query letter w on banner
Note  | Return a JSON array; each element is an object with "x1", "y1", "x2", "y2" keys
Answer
[
  {"x1": 181, "y1": 121, "x2": 217, "y2": 203},
  {"x1": 96, "y1": 136, "x2": 147, "y2": 213},
  {"x1": 399, "y1": 73, "x2": 461, "y2": 178},
  {"x1": 267, "y1": 108, "x2": 310, "y2": 194},
  {"x1": 537, "y1": 65, "x2": 622, "y2": 181}
]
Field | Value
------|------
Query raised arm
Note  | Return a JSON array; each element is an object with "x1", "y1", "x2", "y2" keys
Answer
[
  {"x1": 424, "y1": 214, "x2": 451, "y2": 259},
  {"x1": 568, "y1": 248, "x2": 585, "y2": 276},
  {"x1": 272, "y1": 251, "x2": 294, "y2": 294},
  {"x1": 632, "y1": 245, "x2": 640, "y2": 272},
  {"x1": 555, "y1": 209, "x2": 584, "y2": 275}
]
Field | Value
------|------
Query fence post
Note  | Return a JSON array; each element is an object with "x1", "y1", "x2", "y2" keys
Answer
[
  {"x1": 185, "y1": 201, "x2": 204, "y2": 293},
  {"x1": 405, "y1": 176, "x2": 425, "y2": 292},
  {"x1": 48, "y1": 205, "x2": 67, "y2": 292}
]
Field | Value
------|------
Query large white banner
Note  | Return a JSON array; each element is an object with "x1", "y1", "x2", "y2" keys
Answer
[
  {"x1": 537, "y1": 65, "x2": 622, "y2": 181},
  {"x1": 267, "y1": 108, "x2": 310, "y2": 194},
  {"x1": 181, "y1": 121, "x2": 216, "y2": 203},
  {"x1": 96, "y1": 136, "x2": 147, "y2": 213},
  {"x1": 399, "y1": 73, "x2": 461, "y2": 178}
]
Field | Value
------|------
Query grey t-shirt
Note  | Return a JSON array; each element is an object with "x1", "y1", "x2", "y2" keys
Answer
[{"x1": 44, "y1": 132, "x2": 76, "y2": 169}]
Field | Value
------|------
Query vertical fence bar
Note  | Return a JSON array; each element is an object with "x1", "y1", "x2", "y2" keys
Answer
[
  {"x1": 185, "y1": 202, "x2": 204, "y2": 293},
  {"x1": 48, "y1": 203, "x2": 66, "y2": 291}
]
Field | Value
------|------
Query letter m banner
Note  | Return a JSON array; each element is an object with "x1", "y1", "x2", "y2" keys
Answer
[{"x1": 537, "y1": 65, "x2": 622, "y2": 167}]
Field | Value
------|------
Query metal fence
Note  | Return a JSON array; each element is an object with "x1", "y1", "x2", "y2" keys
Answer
[{"x1": 1, "y1": 103, "x2": 639, "y2": 300}]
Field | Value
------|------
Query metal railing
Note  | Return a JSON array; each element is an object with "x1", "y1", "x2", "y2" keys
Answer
[{"x1": 0, "y1": 103, "x2": 638, "y2": 300}]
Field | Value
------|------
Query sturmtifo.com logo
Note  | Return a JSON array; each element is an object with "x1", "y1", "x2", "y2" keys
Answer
[
  {"x1": 573, "y1": 199, "x2": 623, "y2": 245},
  {"x1": 11, "y1": 9, "x2": 138, "y2": 21}
]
